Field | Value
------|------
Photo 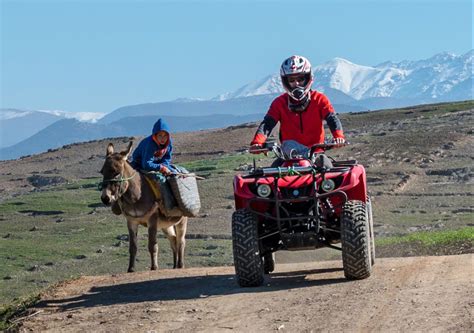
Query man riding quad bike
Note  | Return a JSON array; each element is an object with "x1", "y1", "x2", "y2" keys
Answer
[
  {"x1": 232, "y1": 55, "x2": 374, "y2": 287},
  {"x1": 231, "y1": 141, "x2": 375, "y2": 287}
]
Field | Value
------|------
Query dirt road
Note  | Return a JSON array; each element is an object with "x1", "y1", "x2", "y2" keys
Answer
[{"x1": 20, "y1": 254, "x2": 472, "y2": 332}]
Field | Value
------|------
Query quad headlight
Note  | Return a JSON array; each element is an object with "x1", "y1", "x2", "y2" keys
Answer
[
  {"x1": 257, "y1": 184, "x2": 272, "y2": 198},
  {"x1": 321, "y1": 179, "x2": 336, "y2": 192}
]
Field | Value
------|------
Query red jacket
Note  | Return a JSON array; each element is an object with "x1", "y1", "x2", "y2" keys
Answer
[{"x1": 251, "y1": 90, "x2": 344, "y2": 147}]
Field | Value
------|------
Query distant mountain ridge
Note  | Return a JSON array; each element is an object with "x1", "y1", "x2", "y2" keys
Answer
[
  {"x1": 0, "y1": 109, "x2": 63, "y2": 149},
  {"x1": 1, "y1": 50, "x2": 472, "y2": 160},
  {"x1": 215, "y1": 50, "x2": 472, "y2": 102},
  {"x1": 0, "y1": 108, "x2": 105, "y2": 149},
  {"x1": 98, "y1": 94, "x2": 278, "y2": 124}
]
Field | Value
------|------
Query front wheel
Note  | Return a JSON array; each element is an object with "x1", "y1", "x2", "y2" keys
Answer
[
  {"x1": 232, "y1": 209, "x2": 264, "y2": 287},
  {"x1": 341, "y1": 200, "x2": 372, "y2": 279}
]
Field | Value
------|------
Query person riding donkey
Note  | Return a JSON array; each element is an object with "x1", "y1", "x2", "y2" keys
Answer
[
  {"x1": 111, "y1": 118, "x2": 177, "y2": 215},
  {"x1": 250, "y1": 55, "x2": 346, "y2": 167},
  {"x1": 130, "y1": 118, "x2": 174, "y2": 178}
]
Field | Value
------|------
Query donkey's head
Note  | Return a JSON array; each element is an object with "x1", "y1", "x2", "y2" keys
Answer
[{"x1": 99, "y1": 141, "x2": 134, "y2": 206}]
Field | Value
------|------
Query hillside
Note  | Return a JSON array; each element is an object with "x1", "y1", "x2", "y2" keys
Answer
[
  {"x1": 1, "y1": 100, "x2": 472, "y2": 236},
  {"x1": 1, "y1": 100, "x2": 472, "y2": 202}
]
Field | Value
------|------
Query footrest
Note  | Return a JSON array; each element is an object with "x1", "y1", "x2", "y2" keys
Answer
[{"x1": 333, "y1": 159, "x2": 358, "y2": 166}]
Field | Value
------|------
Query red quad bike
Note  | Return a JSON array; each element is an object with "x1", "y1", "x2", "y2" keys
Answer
[{"x1": 232, "y1": 141, "x2": 375, "y2": 287}]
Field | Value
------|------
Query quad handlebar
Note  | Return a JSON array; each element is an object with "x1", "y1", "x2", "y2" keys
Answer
[
  {"x1": 245, "y1": 141, "x2": 351, "y2": 178},
  {"x1": 248, "y1": 145, "x2": 272, "y2": 154},
  {"x1": 309, "y1": 142, "x2": 348, "y2": 152},
  {"x1": 249, "y1": 141, "x2": 349, "y2": 155}
]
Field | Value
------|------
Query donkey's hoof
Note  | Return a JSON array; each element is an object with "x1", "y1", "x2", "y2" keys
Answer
[
  {"x1": 150, "y1": 266, "x2": 157, "y2": 271},
  {"x1": 127, "y1": 268, "x2": 135, "y2": 273}
]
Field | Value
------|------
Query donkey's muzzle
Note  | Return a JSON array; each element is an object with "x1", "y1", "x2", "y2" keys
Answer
[{"x1": 101, "y1": 195, "x2": 111, "y2": 206}]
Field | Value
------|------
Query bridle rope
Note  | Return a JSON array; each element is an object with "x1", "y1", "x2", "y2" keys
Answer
[{"x1": 98, "y1": 172, "x2": 137, "y2": 194}]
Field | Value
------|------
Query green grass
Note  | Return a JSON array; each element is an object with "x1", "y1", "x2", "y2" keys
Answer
[
  {"x1": 181, "y1": 153, "x2": 273, "y2": 176},
  {"x1": 0, "y1": 185, "x2": 99, "y2": 215},
  {"x1": 377, "y1": 227, "x2": 474, "y2": 246},
  {"x1": 0, "y1": 294, "x2": 41, "y2": 331}
]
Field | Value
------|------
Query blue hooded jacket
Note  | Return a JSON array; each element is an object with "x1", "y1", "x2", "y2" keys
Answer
[{"x1": 130, "y1": 118, "x2": 173, "y2": 172}]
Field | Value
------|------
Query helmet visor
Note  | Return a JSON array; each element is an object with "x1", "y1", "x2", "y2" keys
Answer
[{"x1": 287, "y1": 75, "x2": 307, "y2": 86}]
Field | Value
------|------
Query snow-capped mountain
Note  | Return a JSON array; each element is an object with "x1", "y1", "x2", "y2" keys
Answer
[
  {"x1": 0, "y1": 108, "x2": 105, "y2": 123},
  {"x1": 213, "y1": 75, "x2": 282, "y2": 100},
  {"x1": 373, "y1": 51, "x2": 473, "y2": 100},
  {"x1": 0, "y1": 108, "x2": 105, "y2": 148},
  {"x1": 215, "y1": 50, "x2": 473, "y2": 102},
  {"x1": 314, "y1": 57, "x2": 409, "y2": 99},
  {"x1": 44, "y1": 110, "x2": 105, "y2": 122}
]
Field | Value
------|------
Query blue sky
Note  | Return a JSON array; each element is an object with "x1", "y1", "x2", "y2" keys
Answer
[{"x1": 1, "y1": 0, "x2": 472, "y2": 114}]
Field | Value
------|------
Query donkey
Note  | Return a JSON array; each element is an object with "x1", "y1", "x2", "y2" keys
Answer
[{"x1": 99, "y1": 141, "x2": 187, "y2": 272}]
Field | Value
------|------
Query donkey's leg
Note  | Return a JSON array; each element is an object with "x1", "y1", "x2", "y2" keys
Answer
[
  {"x1": 127, "y1": 220, "x2": 139, "y2": 273},
  {"x1": 161, "y1": 226, "x2": 178, "y2": 268},
  {"x1": 148, "y1": 218, "x2": 159, "y2": 270},
  {"x1": 175, "y1": 217, "x2": 188, "y2": 269}
]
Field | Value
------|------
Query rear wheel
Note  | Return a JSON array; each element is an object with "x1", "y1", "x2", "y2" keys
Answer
[
  {"x1": 341, "y1": 200, "x2": 372, "y2": 279},
  {"x1": 232, "y1": 209, "x2": 264, "y2": 287}
]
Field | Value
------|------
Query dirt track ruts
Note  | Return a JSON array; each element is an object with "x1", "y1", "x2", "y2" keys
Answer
[{"x1": 20, "y1": 254, "x2": 473, "y2": 332}]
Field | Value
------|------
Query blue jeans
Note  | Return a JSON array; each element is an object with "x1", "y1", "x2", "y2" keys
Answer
[{"x1": 277, "y1": 140, "x2": 333, "y2": 169}]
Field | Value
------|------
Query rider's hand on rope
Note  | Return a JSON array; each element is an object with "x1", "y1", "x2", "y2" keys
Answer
[{"x1": 160, "y1": 165, "x2": 172, "y2": 176}]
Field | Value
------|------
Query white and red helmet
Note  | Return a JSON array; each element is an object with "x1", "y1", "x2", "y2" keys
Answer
[{"x1": 280, "y1": 55, "x2": 313, "y2": 103}]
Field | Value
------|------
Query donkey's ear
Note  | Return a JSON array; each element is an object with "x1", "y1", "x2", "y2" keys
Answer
[
  {"x1": 106, "y1": 143, "x2": 114, "y2": 156},
  {"x1": 122, "y1": 141, "x2": 133, "y2": 160}
]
